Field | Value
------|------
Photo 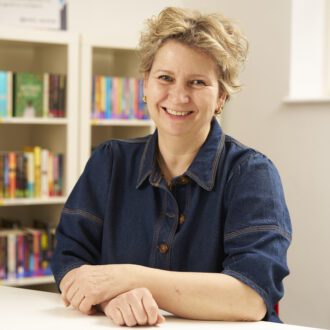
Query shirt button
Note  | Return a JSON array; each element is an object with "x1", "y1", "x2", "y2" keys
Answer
[
  {"x1": 178, "y1": 176, "x2": 190, "y2": 185},
  {"x1": 179, "y1": 214, "x2": 185, "y2": 225},
  {"x1": 158, "y1": 243, "x2": 169, "y2": 254}
]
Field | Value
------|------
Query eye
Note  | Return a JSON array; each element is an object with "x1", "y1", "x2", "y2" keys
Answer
[
  {"x1": 190, "y1": 79, "x2": 206, "y2": 86},
  {"x1": 158, "y1": 75, "x2": 173, "y2": 82}
]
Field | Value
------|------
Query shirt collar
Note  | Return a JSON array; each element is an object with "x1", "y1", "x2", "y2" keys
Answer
[{"x1": 136, "y1": 119, "x2": 225, "y2": 191}]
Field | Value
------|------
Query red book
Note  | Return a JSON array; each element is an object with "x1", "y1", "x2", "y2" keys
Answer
[{"x1": 8, "y1": 152, "x2": 16, "y2": 198}]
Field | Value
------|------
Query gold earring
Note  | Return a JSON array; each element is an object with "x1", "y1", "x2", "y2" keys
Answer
[
  {"x1": 143, "y1": 95, "x2": 147, "y2": 103},
  {"x1": 215, "y1": 106, "x2": 223, "y2": 115}
]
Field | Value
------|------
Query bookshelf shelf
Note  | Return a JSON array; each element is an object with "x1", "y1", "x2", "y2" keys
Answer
[
  {"x1": 0, "y1": 118, "x2": 68, "y2": 125},
  {"x1": 0, "y1": 275, "x2": 54, "y2": 287},
  {"x1": 0, "y1": 27, "x2": 76, "y2": 46},
  {"x1": 79, "y1": 37, "x2": 154, "y2": 173},
  {"x1": 0, "y1": 29, "x2": 79, "y2": 287},
  {"x1": 91, "y1": 119, "x2": 154, "y2": 127},
  {"x1": 0, "y1": 196, "x2": 66, "y2": 206}
]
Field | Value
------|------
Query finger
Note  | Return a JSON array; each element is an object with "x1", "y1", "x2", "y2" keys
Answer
[
  {"x1": 60, "y1": 271, "x2": 76, "y2": 295},
  {"x1": 157, "y1": 314, "x2": 166, "y2": 324},
  {"x1": 66, "y1": 286, "x2": 79, "y2": 304},
  {"x1": 118, "y1": 302, "x2": 137, "y2": 327},
  {"x1": 141, "y1": 292, "x2": 159, "y2": 325},
  {"x1": 106, "y1": 306, "x2": 125, "y2": 326},
  {"x1": 61, "y1": 295, "x2": 70, "y2": 307},
  {"x1": 128, "y1": 295, "x2": 148, "y2": 325},
  {"x1": 79, "y1": 297, "x2": 95, "y2": 315},
  {"x1": 61, "y1": 275, "x2": 76, "y2": 304},
  {"x1": 71, "y1": 292, "x2": 85, "y2": 309}
]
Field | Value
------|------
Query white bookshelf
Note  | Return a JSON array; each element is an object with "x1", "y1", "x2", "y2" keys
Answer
[
  {"x1": 0, "y1": 196, "x2": 66, "y2": 206},
  {"x1": 0, "y1": 118, "x2": 68, "y2": 125},
  {"x1": 0, "y1": 27, "x2": 79, "y2": 286},
  {"x1": 0, "y1": 275, "x2": 54, "y2": 287},
  {"x1": 79, "y1": 35, "x2": 155, "y2": 173}
]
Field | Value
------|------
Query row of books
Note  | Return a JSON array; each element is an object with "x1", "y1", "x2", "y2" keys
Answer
[
  {"x1": 0, "y1": 147, "x2": 64, "y2": 199},
  {"x1": 0, "y1": 219, "x2": 56, "y2": 280},
  {"x1": 0, "y1": 70, "x2": 66, "y2": 119},
  {"x1": 92, "y1": 76, "x2": 149, "y2": 120}
]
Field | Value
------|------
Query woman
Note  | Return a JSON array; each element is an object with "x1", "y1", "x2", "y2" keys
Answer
[{"x1": 51, "y1": 7, "x2": 291, "y2": 327}]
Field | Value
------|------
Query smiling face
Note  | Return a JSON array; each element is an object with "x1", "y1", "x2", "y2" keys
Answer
[{"x1": 144, "y1": 40, "x2": 225, "y2": 141}]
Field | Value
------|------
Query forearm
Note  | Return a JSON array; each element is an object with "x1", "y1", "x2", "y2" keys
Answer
[{"x1": 132, "y1": 265, "x2": 266, "y2": 321}]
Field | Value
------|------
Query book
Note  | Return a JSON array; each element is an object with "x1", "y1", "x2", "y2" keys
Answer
[
  {"x1": 0, "y1": 71, "x2": 12, "y2": 118},
  {"x1": 13, "y1": 72, "x2": 43, "y2": 118},
  {"x1": 0, "y1": 153, "x2": 4, "y2": 199},
  {"x1": 58, "y1": 74, "x2": 66, "y2": 117},
  {"x1": 91, "y1": 75, "x2": 149, "y2": 120},
  {"x1": 0, "y1": 233, "x2": 7, "y2": 280},
  {"x1": 23, "y1": 150, "x2": 35, "y2": 198},
  {"x1": 34, "y1": 146, "x2": 42, "y2": 197},
  {"x1": 43, "y1": 73, "x2": 49, "y2": 117},
  {"x1": 8, "y1": 152, "x2": 16, "y2": 198},
  {"x1": 1, "y1": 147, "x2": 63, "y2": 199},
  {"x1": 41, "y1": 149, "x2": 49, "y2": 197}
]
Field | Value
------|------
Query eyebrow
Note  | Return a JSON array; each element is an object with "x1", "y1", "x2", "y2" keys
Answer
[{"x1": 153, "y1": 69, "x2": 209, "y2": 79}]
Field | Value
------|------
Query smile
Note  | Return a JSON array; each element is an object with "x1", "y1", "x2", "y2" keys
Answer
[{"x1": 161, "y1": 107, "x2": 193, "y2": 117}]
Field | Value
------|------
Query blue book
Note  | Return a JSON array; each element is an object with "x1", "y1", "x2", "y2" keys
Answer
[
  {"x1": 0, "y1": 71, "x2": 9, "y2": 118},
  {"x1": 105, "y1": 77, "x2": 112, "y2": 119}
]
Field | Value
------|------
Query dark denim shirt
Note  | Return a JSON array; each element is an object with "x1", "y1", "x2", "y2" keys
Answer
[{"x1": 51, "y1": 119, "x2": 291, "y2": 323}]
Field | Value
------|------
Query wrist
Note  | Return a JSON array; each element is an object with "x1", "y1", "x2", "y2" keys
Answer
[{"x1": 125, "y1": 264, "x2": 144, "y2": 290}]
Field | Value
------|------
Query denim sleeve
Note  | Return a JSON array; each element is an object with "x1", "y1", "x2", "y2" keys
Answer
[
  {"x1": 51, "y1": 142, "x2": 113, "y2": 289},
  {"x1": 222, "y1": 152, "x2": 292, "y2": 322}
]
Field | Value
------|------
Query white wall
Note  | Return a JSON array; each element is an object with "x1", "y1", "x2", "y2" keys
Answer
[
  {"x1": 68, "y1": 0, "x2": 183, "y2": 46},
  {"x1": 183, "y1": 0, "x2": 330, "y2": 328},
  {"x1": 67, "y1": 0, "x2": 330, "y2": 328}
]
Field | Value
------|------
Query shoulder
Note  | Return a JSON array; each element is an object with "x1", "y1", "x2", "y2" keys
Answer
[
  {"x1": 222, "y1": 134, "x2": 280, "y2": 182},
  {"x1": 92, "y1": 135, "x2": 150, "y2": 158}
]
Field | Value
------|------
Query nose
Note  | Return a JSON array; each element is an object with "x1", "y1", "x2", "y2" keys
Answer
[{"x1": 168, "y1": 82, "x2": 190, "y2": 104}]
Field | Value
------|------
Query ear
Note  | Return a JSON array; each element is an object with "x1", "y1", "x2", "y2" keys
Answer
[{"x1": 218, "y1": 92, "x2": 227, "y2": 108}]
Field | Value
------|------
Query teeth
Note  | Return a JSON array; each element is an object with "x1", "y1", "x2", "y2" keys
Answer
[{"x1": 165, "y1": 108, "x2": 191, "y2": 116}]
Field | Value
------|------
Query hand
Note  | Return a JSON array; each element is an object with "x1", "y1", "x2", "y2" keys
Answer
[
  {"x1": 60, "y1": 264, "x2": 132, "y2": 315},
  {"x1": 101, "y1": 288, "x2": 165, "y2": 327}
]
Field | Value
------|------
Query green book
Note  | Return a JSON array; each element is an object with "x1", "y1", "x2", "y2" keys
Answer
[{"x1": 13, "y1": 73, "x2": 43, "y2": 118}]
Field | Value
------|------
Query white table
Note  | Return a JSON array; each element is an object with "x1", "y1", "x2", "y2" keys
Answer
[{"x1": 0, "y1": 286, "x2": 324, "y2": 329}]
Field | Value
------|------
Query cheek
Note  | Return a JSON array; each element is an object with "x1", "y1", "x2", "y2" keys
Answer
[
  {"x1": 195, "y1": 93, "x2": 218, "y2": 112},
  {"x1": 147, "y1": 84, "x2": 164, "y2": 100}
]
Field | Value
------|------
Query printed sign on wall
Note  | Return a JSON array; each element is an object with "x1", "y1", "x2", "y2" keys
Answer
[{"x1": 0, "y1": 0, "x2": 67, "y2": 30}]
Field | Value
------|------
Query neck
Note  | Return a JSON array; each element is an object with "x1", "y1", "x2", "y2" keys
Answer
[{"x1": 157, "y1": 124, "x2": 211, "y2": 182}]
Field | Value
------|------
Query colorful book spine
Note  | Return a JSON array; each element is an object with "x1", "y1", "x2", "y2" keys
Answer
[
  {"x1": 43, "y1": 73, "x2": 49, "y2": 117},
  {"x1": 24, "y1": 151, "x2": 35, "y2": 198},
  {"x1": 91, "y1": 75, "x2": 149, "y2": 120},
  {"x1": 105, "y1": 77, "x2": 112, "y2": 119},
  {"x1": 0, "y1": 234, "x2": 7, "y2": 280},
  {"x1": 1, "y1": 71, "x2": 66, "y2": 119},
  {"x1": 0, "y1": 224, "x2": 56, "y2": 280},
  {"x1": 7, "y1": 232, "x2": 16, "y2": 279},
  {"x1": 16, "y1": 232, "x2": 25, "y2": 278},
  {"x1": 8, "y1": 152, "x2": 16, "y2": 199},
  {"x1": 34, "y1": 146, "x2": 41, "y2": 197},
  {"x1": 0, "y1": 71, "x2": 12, "y2": 118},
  {"x1": 41, "y1": 149, "x2": 49, "y2": 197},
  {"x1": 3, "y1": 154, "x2": 9, "y2": 198},
  {"x1": 0, "y1": 148, "x2": 63, "y2": 199},
  {"x1": 58, "y1": 74, "x2": 66, "y2": 117},
  {"x1": 0, "y1": 153, "x2": 4, "y2": 199}
]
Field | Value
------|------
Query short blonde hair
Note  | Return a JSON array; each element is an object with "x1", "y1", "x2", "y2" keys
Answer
[{"x1": 138, "y1": 7, "x2": 249, "y2": 100}]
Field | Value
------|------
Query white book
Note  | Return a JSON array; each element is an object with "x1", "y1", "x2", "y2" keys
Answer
[
  {"x1": 43, "y1": 73, "x2": 49, "y2": 117},
  {"x1": 41, "y1": 149, "x2": 49, "y2": 197}
]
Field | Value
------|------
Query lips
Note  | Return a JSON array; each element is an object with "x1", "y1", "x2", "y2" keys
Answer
[{"x1": 161, "y1": 107, "x2": 193, "y2": 116}]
